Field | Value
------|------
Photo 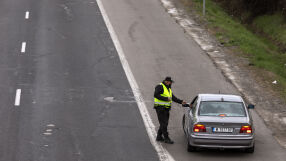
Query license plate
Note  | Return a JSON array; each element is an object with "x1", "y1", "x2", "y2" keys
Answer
[{"x1": 212, "y1": 127, "x2": 233, "y2": 133}]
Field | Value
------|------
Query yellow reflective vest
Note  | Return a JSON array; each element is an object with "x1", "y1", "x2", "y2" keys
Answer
[{"x1": 154, "y1": 83, "x2": 172, "y2": 108}]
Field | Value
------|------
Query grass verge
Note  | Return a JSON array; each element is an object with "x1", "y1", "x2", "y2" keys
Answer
[
  {"x1": 253, "y1": 13, "x2": 286, "y2": 53},
  {"x1": 180, "y1": 0, "x2": 286, "y2": 98}
]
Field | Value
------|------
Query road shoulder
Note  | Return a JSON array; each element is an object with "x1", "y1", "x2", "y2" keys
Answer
[{"x1": 164, "y1": 0, "x2": 286, "y2": 149}]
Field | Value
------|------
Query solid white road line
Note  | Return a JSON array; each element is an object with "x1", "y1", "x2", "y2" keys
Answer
[
  {"x1": 25, "y1": 11, "x2": 30, "y2": 19},
  {"x1": 15, "y1": 89, "x2": 22, "y2": 106},
  {"x1": 21, "y1": 42, "x2": 26, "y2": 53},
  {"x1": 96, "y1": 1, "x2": 175, "y2": 161}
]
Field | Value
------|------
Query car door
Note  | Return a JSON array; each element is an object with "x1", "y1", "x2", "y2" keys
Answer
[{"x1": 185, "y1": 96, "x2": 198, "y2": 134}]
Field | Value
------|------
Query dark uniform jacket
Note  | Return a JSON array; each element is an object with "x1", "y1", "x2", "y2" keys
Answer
[{"x1": 154, "y1": 82, "x2": 183, "y2": 108}]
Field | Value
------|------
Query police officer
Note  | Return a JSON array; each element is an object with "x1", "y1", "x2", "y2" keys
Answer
[{"x1": 154, "y1": 76, "x2": 186, "y2": 144}]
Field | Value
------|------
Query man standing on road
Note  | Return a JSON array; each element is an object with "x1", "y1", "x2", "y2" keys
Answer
[{"x1": 154, "y1": 76, "x2": 186, "y2": 144}]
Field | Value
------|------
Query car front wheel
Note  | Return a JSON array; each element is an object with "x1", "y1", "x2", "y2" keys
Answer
[{"x1": 182, "y1": 115, "x2": 186, "y2": 135}]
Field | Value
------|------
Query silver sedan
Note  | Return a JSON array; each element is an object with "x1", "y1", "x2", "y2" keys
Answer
[{"x1": 182, "y1": 94, "x2": 255, "y2": 153}]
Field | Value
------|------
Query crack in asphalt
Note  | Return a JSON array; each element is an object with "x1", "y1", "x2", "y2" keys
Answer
[
  {"x1": 59, "y1": 4, "x2": 73, "y2": 21},
  {"x1": 128, "y1": 21, "x2": 139, "y2": 42}
]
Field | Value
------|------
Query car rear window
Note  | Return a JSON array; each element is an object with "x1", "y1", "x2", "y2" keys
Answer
[{"x1": 199, "y1": 101, "x2": 246, "y2": 117}]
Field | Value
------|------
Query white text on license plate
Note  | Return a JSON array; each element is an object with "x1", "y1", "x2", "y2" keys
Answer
[{"x1": 213, "y1": 127, "x2": 233, "y2": 133}]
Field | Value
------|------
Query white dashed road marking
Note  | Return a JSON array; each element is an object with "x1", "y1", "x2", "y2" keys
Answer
[
  {"x1": 14, "y1": 89, "x2": 22, "y2": 106},
  {"x1": 21, "y1": 42, "x2": 26, "y2": 53},
  {"x1": 43, "y1": 132, "x2": 52, "y2": 136},
  {"x1": 25, "y1": 11, "x2": 30, "y2": 19},
  {"x1": 47, "y1": 124, "x2": 55, "y2": 127}
]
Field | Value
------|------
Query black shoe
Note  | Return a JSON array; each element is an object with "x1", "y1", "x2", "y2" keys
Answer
[
  {"x1": 164, "y1": 137, "x2": 174, "y2": 144},
  {"x1": 156, "y1": 135, "x2": 164, "y2": 142}
]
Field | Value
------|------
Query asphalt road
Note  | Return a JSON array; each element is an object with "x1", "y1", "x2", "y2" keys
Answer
[
  {"x1": 100, "y1": 0, "x2": 286, "y2": 161},
  {"x1": 0, "y1": 0, "x2": 158, "y2": 160},
  {"x1": 1, "y1": 0, "x2": 286, "y2": 161}
]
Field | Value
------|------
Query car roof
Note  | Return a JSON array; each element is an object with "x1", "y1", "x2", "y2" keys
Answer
[{"x1": 199, "y1": 94, "x2": 243, "y2": 102}]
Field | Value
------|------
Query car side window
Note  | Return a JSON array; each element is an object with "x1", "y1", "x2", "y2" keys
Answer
[
  {"x1": 190, "y1": 96, "x2": 198, "y2": 105},
  {"x1": 192, "y1": 100, "x2": 198, "y2": 115},
  {"x1": 190, "y1": 96, "x2": 198, "y2": 115}
]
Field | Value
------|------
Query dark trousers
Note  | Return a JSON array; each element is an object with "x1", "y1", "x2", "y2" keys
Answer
[{"x1": 155, "y1": 106, "x2": 170, "y2": 138}]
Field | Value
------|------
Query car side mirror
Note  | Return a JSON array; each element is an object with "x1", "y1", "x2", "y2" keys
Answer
[{"x1": 248, "y1": 104, "x2": 255, "y2": 109}]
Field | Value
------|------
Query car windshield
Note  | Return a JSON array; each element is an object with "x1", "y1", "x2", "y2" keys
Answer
[{"x1": 199, "y1": 101, "x2": 246, "y2": 117}]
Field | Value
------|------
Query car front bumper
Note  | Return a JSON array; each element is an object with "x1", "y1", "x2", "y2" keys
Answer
[{"x1": 189, "y1": 134, "x2": 255, "y2": 149}]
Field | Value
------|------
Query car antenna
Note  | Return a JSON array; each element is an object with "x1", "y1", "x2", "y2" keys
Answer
[{"x1": 219, "y1": 90, "x2": 221, "y2": 94}]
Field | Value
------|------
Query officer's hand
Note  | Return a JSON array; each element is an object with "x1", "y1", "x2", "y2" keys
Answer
[
  {"x1": 182, "y1": 101, "x2": 186, "y2": 105},
  {"x1": 168, "y1": 97, "x2": 171, "y2": 101}
]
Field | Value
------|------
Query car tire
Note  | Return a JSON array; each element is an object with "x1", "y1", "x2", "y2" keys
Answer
[
  {"x1": 187, "y1": 139, "x2": 196, "y2": 152},
  {"x1": 182, "y1": 115, "x2": 186, "y2": 135},
  {"x1": 245, "y1": 144, "x2": 255, "y2": 153}
]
